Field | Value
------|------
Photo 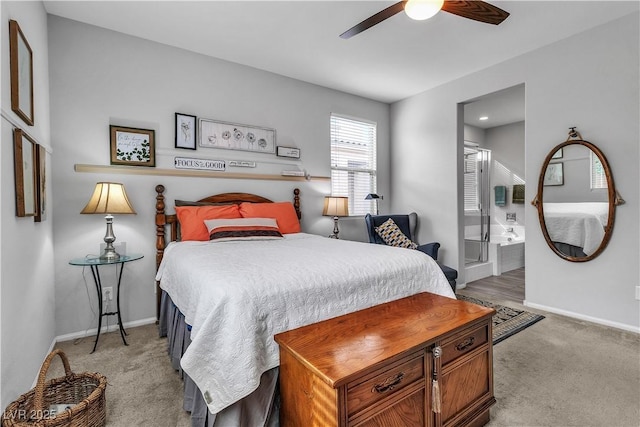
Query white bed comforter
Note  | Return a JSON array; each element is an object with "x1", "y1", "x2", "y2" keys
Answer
[
  {"x1": 155, "y1": 233, "x2": 454, "y2": 414},
  {"x1": 543, "y1": 202, "x2": 608, "y2": 255}
]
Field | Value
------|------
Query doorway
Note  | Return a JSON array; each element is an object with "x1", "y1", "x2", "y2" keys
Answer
[{"x1": 459, "y1": 84, "x2": 526, "y2": 293}]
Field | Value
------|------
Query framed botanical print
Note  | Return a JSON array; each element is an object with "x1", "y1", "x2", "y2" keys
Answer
[
  {"x1": 13, "y1": 129, "x2": 37, "y2": 217},
  {"x1": 175, "y1": 113, "x2": 197, "y2": 150},
  {"x1": 199, "y1": 118, "x2": 276, "y2": 154},
  {"x1": 110, "y1": 125, "x2": 156, "y2": 167},
  {"x1": 543, "y1": 162, "x2": 564, "y2": 186},
  {"x1": 9, "y1": 20, "x2": 34, "y2": 126}
]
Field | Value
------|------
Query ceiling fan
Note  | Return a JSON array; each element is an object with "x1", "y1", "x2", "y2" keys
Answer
[{"x1": 340, "y1": 0, "x2": 510, "y2": 39}]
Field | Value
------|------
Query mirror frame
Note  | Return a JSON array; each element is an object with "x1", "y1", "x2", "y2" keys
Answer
[{"x1": 532, "y1": 139, "x2": 621, "y2": 262}]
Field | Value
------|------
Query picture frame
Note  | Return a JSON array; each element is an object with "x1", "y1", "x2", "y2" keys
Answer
[
  {"x1": 34, "y1": 145, "x2": 47, "y2": 222},
  {"x1": 110, "y1": 125, "x2": 156, "y2": 167},
  {"x1": 9, "y1": 20, "x2": 34, "y2": 126},
  {"x1": 175, "y1": 113, "x2": 197, "y2": 150},
  {"x1": 13, "y1": 129, "x2": 37, "y2": 217},
  {"x1": 544, "y1": 162, "x2": 564, "y2": 186},
  {"x1": 551, "y1": 148, "x2": 563, "y2": 159},
  {"x1": 199, "y1": 118, "x2": 276, "y2": 154},
  {"x1": 276, "y1": 146, "x2": 301, "y2": 159}
]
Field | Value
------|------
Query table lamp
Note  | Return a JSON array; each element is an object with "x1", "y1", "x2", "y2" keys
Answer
[
  {"x1": 365, "y1": 193, "x2": 383, "y2": 215},
  {"x1": 81, "y1": 182, "x2": 136, "y2": 260},
  {"x1": 322, "y1": 196, "x2": 349, "y2": 239}
]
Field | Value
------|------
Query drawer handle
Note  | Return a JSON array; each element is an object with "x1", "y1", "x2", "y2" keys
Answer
[
  {"x1": 455, "y1": 337, "x2": 475, "y2": 351},
  {"x1": 372, "y1": 372, "x2": 405, "y2": 394}
]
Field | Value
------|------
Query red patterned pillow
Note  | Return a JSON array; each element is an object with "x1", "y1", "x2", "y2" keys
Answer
[{"x1": 205, "y1": 218, "x2": 283, "y2": 242}]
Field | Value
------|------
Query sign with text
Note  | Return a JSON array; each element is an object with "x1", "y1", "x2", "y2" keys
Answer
[{"x1": 174, "y1": 157, "x2": 226, "y2": 171}]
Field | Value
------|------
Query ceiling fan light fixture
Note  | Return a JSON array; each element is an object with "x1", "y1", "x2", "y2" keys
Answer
[{"x1": 404, "y1": 0, "x2": 445, "y2": 21}]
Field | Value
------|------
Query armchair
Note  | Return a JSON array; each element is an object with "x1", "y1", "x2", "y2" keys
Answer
[
  {"x1": 364, "y1": 212, "x2": 458, "y2": 291},
  {"x1": 365, "y1": 213, "x2": 440, "y2": 260}
]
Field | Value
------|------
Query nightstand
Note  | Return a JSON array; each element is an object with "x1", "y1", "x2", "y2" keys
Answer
[{"x1": 69, "y1": 253, "x2": 143, "y2": 353}]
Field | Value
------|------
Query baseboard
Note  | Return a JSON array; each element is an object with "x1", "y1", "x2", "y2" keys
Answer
[
  {"x1": 55, "y1": 317, "x2": 157, "y2": 343},
  {"x1": 524, "y1": 301, "x2": 640, "y2": 333}
]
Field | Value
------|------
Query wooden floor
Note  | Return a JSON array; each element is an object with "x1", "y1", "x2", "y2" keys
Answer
[{"x1": 458, "y1": 267, "x2": 525, "y2": 304}]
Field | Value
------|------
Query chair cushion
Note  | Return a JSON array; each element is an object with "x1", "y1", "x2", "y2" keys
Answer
[{"x1": 374, "y1": 218, "x2": 418, "y2": 249}]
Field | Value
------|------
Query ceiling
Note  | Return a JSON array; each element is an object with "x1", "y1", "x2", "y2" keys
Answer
[
  {"x1": 464, "y1": 84, "x2": 524, "y2": 129},
  {"x1": 43, "y1": 1, "x2": 638, "y2": 125}
]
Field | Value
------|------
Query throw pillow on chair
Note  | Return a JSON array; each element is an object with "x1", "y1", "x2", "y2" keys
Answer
[{"x1": 374, "y1": 218, "x2": 418, "y2": 249}]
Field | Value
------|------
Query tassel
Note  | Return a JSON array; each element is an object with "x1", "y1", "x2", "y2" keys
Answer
[{"x1": 432, "y1": 379, "x2": 441, "y2": 413}]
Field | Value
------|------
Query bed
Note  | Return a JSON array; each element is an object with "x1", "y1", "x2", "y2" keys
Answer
[
  {"x1": 542, "y1": 202, "x2": 609, "y2": 256},
  {"x1": 154, "y1": 185, "x2": 455, "y2": 426}
]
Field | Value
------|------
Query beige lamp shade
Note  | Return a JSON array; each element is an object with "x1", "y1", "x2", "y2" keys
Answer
[
  {"x1": 322, "y1": 196, "x2": 349, "y2": 217},
  {"x1": 81, "y1": 182, "x2": 136, "y2": 215}
]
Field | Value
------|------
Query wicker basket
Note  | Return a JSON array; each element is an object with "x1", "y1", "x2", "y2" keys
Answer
[{"x1": 2, "y1": 349, "x2": 107, "y2": 427}]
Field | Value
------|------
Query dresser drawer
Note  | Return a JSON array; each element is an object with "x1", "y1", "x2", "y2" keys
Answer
[
  {"x1": 441, "y1": 323, "x2": 489, "y2": 366},
  {"x1": 347, "y1": 353, "x2": 425, "y2": 417}
]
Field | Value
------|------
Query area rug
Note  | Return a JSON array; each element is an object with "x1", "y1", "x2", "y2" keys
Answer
[{"x1": 456, "y1": 294, "x2": 545, "y2": 344}]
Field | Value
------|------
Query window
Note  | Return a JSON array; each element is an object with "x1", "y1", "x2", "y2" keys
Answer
[
  {"x1": 590, "y1": 150, "x2": 607, "y2": 189},
  {"x1": 464, "y1": 146, "x2": 479, "y2": 212},
  {"x1": 330, "y1": 114, "x2": 377, "y2": 216}
]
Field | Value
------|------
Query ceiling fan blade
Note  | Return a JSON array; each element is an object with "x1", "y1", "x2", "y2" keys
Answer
[
  {"x1": 441, "y1": 1, "x2": 510, "y2": 25},
  {"x1": 340, "y1": 1, "x2": 406, "y2": 39}
]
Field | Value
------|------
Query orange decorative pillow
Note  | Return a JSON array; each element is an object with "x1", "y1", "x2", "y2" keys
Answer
[
  {"x1": 175, "y1": 205, "x2": 241, "y2": 241},
  {"x1": 238, "y1": 202, "x2": 301, "y2": 234}
]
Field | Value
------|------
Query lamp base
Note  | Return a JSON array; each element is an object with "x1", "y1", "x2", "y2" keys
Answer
[
  {"x1": 329, "y1": 216, "x2": 340, "y2": 239},
  {"x1": 100, "y1": 214, "x2": 120, "y2": 261},
  {"x1": 100, "y1": 246, "x2": 121, "y2": 261}
]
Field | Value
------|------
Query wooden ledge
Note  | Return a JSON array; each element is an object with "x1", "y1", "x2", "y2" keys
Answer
[{"x1": 74, "y1": 164, "x2": 330, "y2": 182}]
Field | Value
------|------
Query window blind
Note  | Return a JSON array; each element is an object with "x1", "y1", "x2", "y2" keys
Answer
[
  {"x1": 464, "y1": 147, "x2": 479, "y2": 212},
  {"x1": 590, "y1": 151, "x2": 607, "y2": 189},
  {"x1": 330, "y1": 114, "x2": 377, "y2": 216}
]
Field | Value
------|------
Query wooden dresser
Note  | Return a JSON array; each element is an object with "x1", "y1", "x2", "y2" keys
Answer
[{"x1": 274, "y1": 292, "x2": 496, "y2": 427}]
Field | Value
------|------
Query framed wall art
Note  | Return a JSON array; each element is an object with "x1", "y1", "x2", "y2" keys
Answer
[
  {"x1": 543, "y1": 162, "x2": 564, "y2": 186},
  {"x1": 35, "y1": 145, "x2": 47, "y2": 222},
  {"x1": 13, "y1": 129, "x2": 37, "y2": 217},
  {"x1": 276, "y1": 146, "x2": 301, "y2": 159},
  {"x1": 9, "y1": 20, "x2": 34, "y2": 126},
  {"x1": 110, "y1": 125, "x2": 156, "y2": 167},
  {"x1": 551, "y1": 148, "x2": 563, "y2": 159},
  {"x1": 175, "y1": 113, "x2": 197, "y2": 150},
  {"x1": 199, "y1": 118, "x2": 276, "y2": 154}
]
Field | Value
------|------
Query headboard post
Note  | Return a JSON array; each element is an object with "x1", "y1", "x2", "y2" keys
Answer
[
  {"x1": 293, "y1": 188, "x2": 301, "y2": 219},
  {"x1": 155, "y1": 184, "x2": 167, "y2": 322},
  {"x1": 155, "y1": 184, "x2": 167, "y2": 271}
]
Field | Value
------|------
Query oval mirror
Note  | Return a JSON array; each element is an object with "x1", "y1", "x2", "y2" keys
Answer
[{"x1": 532, "y1": 132, "x2": 623, "y2": 262}]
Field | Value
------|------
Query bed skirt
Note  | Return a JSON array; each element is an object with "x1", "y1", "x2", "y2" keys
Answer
[{"x1": 159, "y1": 291, "x2": 280, "y2": 427}]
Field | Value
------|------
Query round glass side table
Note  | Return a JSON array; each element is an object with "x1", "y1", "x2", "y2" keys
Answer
[{"x1": 69, "y1": 253, "x2": 144, "y2": 353}]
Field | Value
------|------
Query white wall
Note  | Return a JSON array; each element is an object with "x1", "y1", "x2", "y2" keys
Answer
[
  {"x1": 1, "y1": 1, "x2": 55, "y2": 408},
  {"x1": 48, "y1": 16, "x2": 390, "y2": 336},
  {"x1": 391, "y1": 12, "x2": 639, "y2": 330}
]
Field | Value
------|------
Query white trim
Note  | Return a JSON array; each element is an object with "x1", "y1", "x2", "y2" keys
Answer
[
  {"x1": 1, "y1": 108, "x2": 52, "y2": 153},
  {"x1": 524, "y1": 301, "x2": 640, "y2": 334},
  {"x1": 55, "y1": 317, "x2": 157, "y2": 343}
]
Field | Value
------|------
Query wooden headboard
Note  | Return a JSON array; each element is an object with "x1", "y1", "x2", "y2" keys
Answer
[{"x1": 154, "y1": 184, "x2": 301, "y2": 319}]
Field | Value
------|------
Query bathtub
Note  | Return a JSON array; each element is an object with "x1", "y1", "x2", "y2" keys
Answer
[{"x1": 489, "y1": 233, "x2": 525, "y2": 276}]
